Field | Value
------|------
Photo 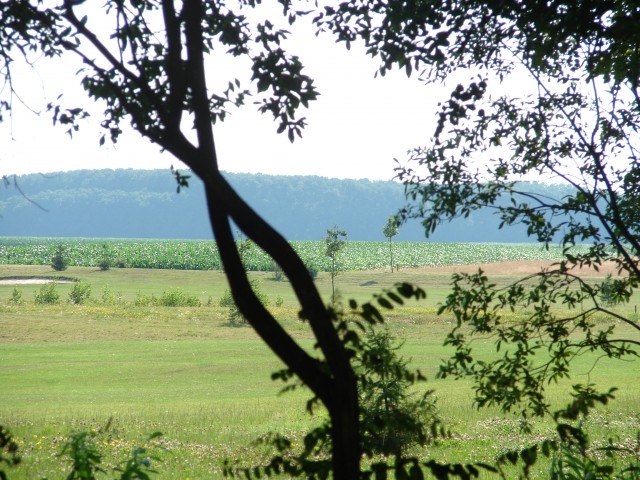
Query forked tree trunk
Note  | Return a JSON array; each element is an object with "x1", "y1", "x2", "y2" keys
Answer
[
  {"x1": 184, "y1": 13, "x2": 364, "y2": 474},
  {"x1": 201, "y1": 174, "x2": 361, "y2": 478}
]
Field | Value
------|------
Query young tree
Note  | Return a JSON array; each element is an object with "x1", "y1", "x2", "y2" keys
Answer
[
  {"x1": 235, "y1": 231, "x2": 252, "y2": 271},
  {"x1": 316, "y1": 0, "x2": 640, "y2": 419},
  {"x1": 0, "y1": 2, "x2": 360, "y2": 476},
  {"x1": 98, "y1": 244, "x2": 112, "y2": 271},
  {"x1": 324, "y1": 225, "x2": 347, "y2": 304},
  {"x1": 382, "y1": 216, "x2": 399, "y2": 273},
  {"x1": 51, "y1": 244, "x2": 68, "y2": 272}
]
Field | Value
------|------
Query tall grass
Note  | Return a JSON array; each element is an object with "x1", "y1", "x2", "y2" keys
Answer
[
  {"x1": 1, "y1": 303, "x2": 637, "y2": 478},
  {"x1": 0, "y1": 255, "x2": 637, "y2": 478}
]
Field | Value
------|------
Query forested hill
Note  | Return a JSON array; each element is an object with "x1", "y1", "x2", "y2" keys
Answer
[{"x1": 1, "y1": 169, "x2": 559, "y2": 241}]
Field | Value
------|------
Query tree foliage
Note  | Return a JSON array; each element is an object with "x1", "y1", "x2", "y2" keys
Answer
[
  {"x1": 315, "y1": 2, "x2": 640, "y2": 476},
  {"x1": 0, "y1": 425, "x2": 20, "y2": 480},
  {"x1": 325, "y1": 225, "x2": 347, "y2": 304},
  {"x1": 383, "y1": 216, "x2": 399, "y2": 272},
  {"x1": 316, "y1": 0, "x2": 640, "y2": 419},
  {"x1": 51, "y1": 244, "x2": 69, "y2": 271},
  {"x1": 355, "y1": 327, "x2": 439, "y2": 457}
]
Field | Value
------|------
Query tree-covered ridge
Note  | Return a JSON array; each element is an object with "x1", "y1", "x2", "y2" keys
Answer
[{"x1": 1, "y1": 169, "x2": 571, "y2": 241}]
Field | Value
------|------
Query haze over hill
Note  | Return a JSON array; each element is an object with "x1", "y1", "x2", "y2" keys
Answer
[{"x1": 0, "y1": 169, "x2": 559, "y2": 241}]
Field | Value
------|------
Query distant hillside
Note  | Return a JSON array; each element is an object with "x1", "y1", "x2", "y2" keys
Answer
[{"x1": 0, "y1": 169, "x2": 562, "y2": 241}]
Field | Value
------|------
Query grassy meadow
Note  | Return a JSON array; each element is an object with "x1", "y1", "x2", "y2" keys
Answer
[{"x1": 1, "y1": 241, "x2": 639, "y2": 478}]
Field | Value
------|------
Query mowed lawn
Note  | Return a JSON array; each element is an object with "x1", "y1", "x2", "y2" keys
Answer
[{"x1": 1, "y1": 264, "x2": 639, "y2": 478}]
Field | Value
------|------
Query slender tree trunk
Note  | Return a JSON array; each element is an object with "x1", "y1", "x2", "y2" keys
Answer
[
  {"x1": 331, "y1": 256, "x2": 336, "y2": 303},
  {"x1": 328, "y1": 385, "x2": 361, "y2": 477},
  {"x1": 203, "y1": 178, "x2": 361, "y2": 477}
]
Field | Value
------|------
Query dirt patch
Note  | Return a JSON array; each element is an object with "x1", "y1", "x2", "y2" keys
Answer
[
  {"x1": 0, "y1": 277, "x2": 74, "y2": 285},
  {"x1": 405, "y1": 260, "x2": 622, "y2": 277}
]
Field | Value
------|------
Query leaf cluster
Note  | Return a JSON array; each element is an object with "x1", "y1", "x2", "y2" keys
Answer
[
  {"x1": 493, "y1": 384, "x2": 640, "y2": 480},
  {"x1": 316, "y1": 0, "x2": 640, "y2": 426},
  {"x1": 56, "y1": 420, "x2": 162, "y2": 480},
  {"x1": 437, "y1": 268, "x2": 639, "y2": 418},
  {"x1": 0, "y1": 425, "x2": 20, "y2": 480},
  {"x1": 51, "y1": 245, "x2": 69, "y2": 272}
]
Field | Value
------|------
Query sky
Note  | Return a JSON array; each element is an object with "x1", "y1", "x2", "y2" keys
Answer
[{"x1": 0, "y1": 5, "x2": 447, "y2": 182}]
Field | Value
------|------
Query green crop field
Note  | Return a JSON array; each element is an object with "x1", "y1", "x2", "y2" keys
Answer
[
  {"x1": 0, "y1": 240, "x2": 638, "y2": 479},
  {"x1": 0, "y1": 237, "x2": 585, "y2": 271}
]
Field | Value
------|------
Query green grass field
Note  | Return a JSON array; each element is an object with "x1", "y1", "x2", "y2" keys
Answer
[{"x1": 1, "y1": 263, "x2": 639, "y2": 479}]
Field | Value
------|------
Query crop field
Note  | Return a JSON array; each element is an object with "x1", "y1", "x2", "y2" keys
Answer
[
  {"x1": 0, "y1": 237, "x2": 585, "y2": 271},
  {"x1": 0, "y1": 240, "x2": 638, "y2": 479}
]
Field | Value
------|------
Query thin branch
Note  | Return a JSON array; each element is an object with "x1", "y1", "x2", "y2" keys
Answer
[
  {"x1": 62, "y1": 4, "x2": 167, "y2": 125},
  {"x1": 182, "y1": 0, "x2": 339, "y2": 401},
  {"x1": 504, "y1": 43, "x2": 640, "y2": 276},
  {"x1": 161, "y1": 0, "x2": 186, "y2": 130},
  {"x1": 1, "y1": 174, "x2": 48, "y2": 213}
]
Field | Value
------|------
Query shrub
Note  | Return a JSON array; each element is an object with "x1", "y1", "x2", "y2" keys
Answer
[
  {"x1": 226, "y1": 304, "x2": 244, "y2": 326},
  {"x1": 0, "y1": 425, "x2": 20, "y2": 477},
  {"x1": 98, "y1": 244, "x2": 113, "y2": 271},
  {"x1": 34, "y1": 283, "x2": 60, "y2": 305},
  {"x1": 132, "y1": 289, "x2": 200, "y2": 307},
  {"x1": 599, "y1": 273, "x2": 620, "y2": 306},
  {"x1": 220, "y1": 281, "x2": 270, "y2": 308},
  {"x1": 1, "y1": 422, "x2": 162, "y2": 480},
  {"x1": 101, "y1": 285, "x2": 117, "y2": 305},
  {"x1": 60, "y1": 422, "x2": 162, "y2": 480},
  {"x1": 98, "y1": 259, "x2": 111, "y2": 271},
  {"x1": 51, "y1": 245, "x2": 68, "y2": 271},
  {"x1": 307, "y1": 264, "x2": 318, "y2": 280},
  {"x1": 114, "y1": 258, "x2": 127, "y2": 268},
  {"x1": 8, "y1": 288, "x2": 23, "y2": 305},
  {"x1": 270, "y1": 260, "x2": 285, "y2": 281},
  {"x1": 218, "y1": 289, "x2": 235, "y2": 308},
  {"x1": 134, "y1": 293, "x2": 156, "y2": 307},
  {"x1": 355, "y1": 327, "x2": 440, "y2": 456},
  {"x1": 69, "y1": 282, "x2": 92, "y2": 305},
  {"x1": 222, "y1": 279, "x2": 269, "y2": 326},
  {"x1": 159, "y1": 288, "x2": 200, "y2": 307}
]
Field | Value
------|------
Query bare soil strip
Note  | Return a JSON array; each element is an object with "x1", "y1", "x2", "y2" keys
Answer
[
  {"x1": 405, "y1": 260, "x2": 621, "y2": 277},
  {"x1": 0, "y1": 278, "x2": 74, "y2": 285}
]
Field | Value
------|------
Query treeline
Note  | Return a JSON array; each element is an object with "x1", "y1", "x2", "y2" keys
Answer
[{"x1": 0, "y1": 169, "x2": 566, "y2": 241}]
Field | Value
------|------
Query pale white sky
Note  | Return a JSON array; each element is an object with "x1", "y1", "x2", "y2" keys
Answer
[{"x1": 0, "y1": 6, "x2": 445, "y2": 182}]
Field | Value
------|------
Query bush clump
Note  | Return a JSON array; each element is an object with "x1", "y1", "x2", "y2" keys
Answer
[
  {"x1": 356, "y1": 328, "x2": 440, "y2": 456},
  {"x1": 218, "y1": 289, "x2": 235, "y2": 308},
  {"x1": 101, "y1": 285, "x2": 121, "y2": 305},
  {"x1": 221, "y1": 279, "x2": 270, "y2": 326},
  {"x1": 97, "y1": 244, "x2": 124, "y2": 270},
  {"x1": 68, "y1": 282, "x2": 92, "y2": 305},
  {"x1": 134, "y1": 293, "x2": 157, "y2": 307},
  {"x1": 135, "y1": 288, "x2": 200, "y2": 307},
  {"x1": 34, "y1": 283, "x2": 60, "y2": 305},
  {"x1": 159, "y1": 288, "x2": 200, "y2": 307},
  {"x1": 51, "y1": 245, "x2": 69, "y2": 272},
  {"x1": 8, "y1": 288, "x2": 23, "y2": 305},
  {"x1": 270, "y1": 260, "x2": 285, "y2": 281}
]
